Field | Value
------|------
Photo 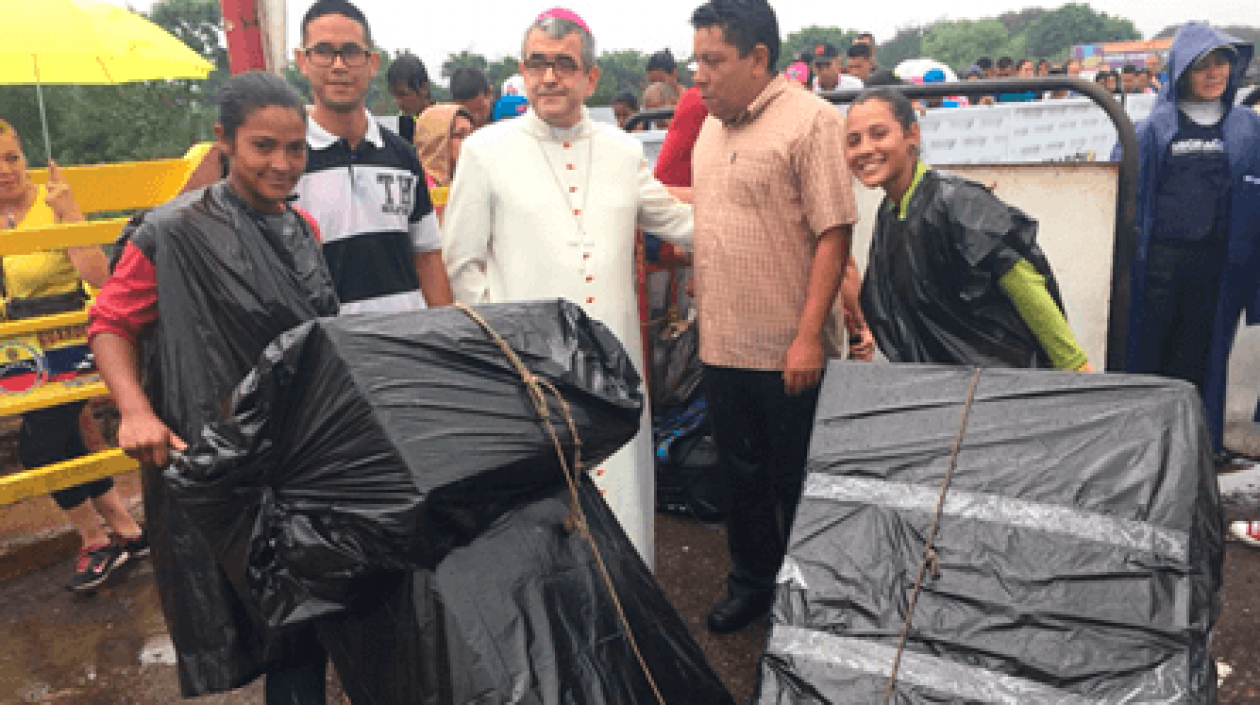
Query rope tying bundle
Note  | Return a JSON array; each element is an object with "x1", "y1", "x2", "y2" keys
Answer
[
  {"x1": 882, "y1": 367, "x2": 983, "y2": 704},
  {"x1": 455, "y1": 303, "x2": 666, "y2": 705}
]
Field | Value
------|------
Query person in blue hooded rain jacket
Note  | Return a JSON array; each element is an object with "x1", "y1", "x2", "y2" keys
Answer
[{"x1": 1121, "y1": 22, "x2": 1260, "y2": 458}]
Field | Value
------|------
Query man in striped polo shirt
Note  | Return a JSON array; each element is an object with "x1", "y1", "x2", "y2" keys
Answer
[{"x1": 293, "y1": 0, "x2": 452, "y2": 313}]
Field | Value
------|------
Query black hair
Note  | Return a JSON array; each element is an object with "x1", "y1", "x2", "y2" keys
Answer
[
  {"x1": 647, "y1": 49, "x2": 677, "y2": 73},
  {"x1": 975, "y1": 56, "x2": 993, "y2": 70},
  {"x1": 1121, "y1": 63, "x2": 1138, "y2": 75},
  {"x1": 864, "y1": 69, "x2": 904, "y2": 87},
  {"x1": 611, "y1": 91, "x2": 639, "y2": 110},
  {"x1": 449, "y1": 67, "x2": 491, "y2": 101},
  {"x1": 996, "y1": 56, "x2": 1014, "y2": 69},
  {"x1": 217, "y1": 71, "x2": 307, "y2": 140},
  {"x1": 856, "y1": 32, "x2": 875, "y2": 42},
  {"x1": 1137, "y1": 68, "x2": 1151, "y2": 77},
  {"x1": 690, "y1": 0, "x2": 780, "y2": 71},
  {"x1": 853, "y1": 87, "x2": 918, "y2": 132},
  {"x1": 387, "y1": 52, "x2": 429, "y2": 92},
  {"x1": 1015, "y1": 58, "x2": 1032, "y2": 71},
  {"x1": 1242, "y1": 86, "x2": 1260, "y2": 108},
  {"x1": 301, "y1": 0, "x2": 373, "y2": 46},
  {"x1": 847, "y1": 43, "x2": 872, "y2": 59},
  {"x1": 1037, "y1": 58, "x2": 1049, "y2": 69}
]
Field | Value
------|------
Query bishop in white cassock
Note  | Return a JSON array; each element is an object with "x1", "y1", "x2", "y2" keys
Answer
[{"x1": 441, "y1": 10, "x2": 692, "y2": 567}]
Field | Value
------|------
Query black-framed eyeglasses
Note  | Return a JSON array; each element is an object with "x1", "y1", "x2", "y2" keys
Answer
[
  {"x1": 522, "y1": 54, "x2": 583, "y2": 78},
  {"x1": 304, "y1": 42, "x2": 371, "y2": 68}
]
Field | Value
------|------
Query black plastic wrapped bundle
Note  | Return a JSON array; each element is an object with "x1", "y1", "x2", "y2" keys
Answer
[
  {"x1": 757, "y1": 362, "x2": 1223, "y2": 704},
  {"x1": 167, "y1": 299, "x2": 644, "y2": 630},
  {"x1": 318, "y1": 479, "x2": 733, "y2": 704}
]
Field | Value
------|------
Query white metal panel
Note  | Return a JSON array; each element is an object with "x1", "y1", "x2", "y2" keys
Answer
[{"x1": 258, "y1": 0, "x2": 287, "y2": 76}]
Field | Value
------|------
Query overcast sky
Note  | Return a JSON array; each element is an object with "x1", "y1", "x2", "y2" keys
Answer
[{"x1": 112, "y1": 0, "x2": 1255, "y2": 87}]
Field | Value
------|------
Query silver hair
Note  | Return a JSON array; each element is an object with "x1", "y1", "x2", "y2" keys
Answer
[{"x1": 522, "y1": 16, "x2": 597, "y2": 69}]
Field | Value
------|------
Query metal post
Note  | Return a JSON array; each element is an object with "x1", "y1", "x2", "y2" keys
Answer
[{"x1": 33, "y1": 56, "x2": 53, "y2": 165}]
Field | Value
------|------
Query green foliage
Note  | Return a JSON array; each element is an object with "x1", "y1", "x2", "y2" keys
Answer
[
  {"x1": 19, "y1": 0, "x2": 231, "y2": 166},
  {"x1": 366, "y1": 49, "x2": 397, "y2": 115},
  {"x1": 441, "y1": 51, "x2": 489, "y2": 79},
  {"x1": 781, "y1": 26, "x2": 860, "y2": 68},
  {"x1": 486, "y1": 56, "x2": 521, "y2": 95},
  {"x1": 590, "y1": 49, "x2": 650, "y2": 106},
  {"x1": 922, "y1": 19, "x2": 1012, "y2": 73},
  {"x1": 1023, "y1": 3, "x2": 1140, "y2": 59},
  {"x1": 998, "y1": 8, "x2": 1047, "y2": 36},
  {"x1": 878, "y1": 25, "x2": 926, "y2": 69},
  {"x1": 147, "y1": 0, "x2": 230, "y2": 95},
  {"x1": 52, "y1": 83, "x2": 210, "y2": 165},
  {"x1": 283, "y1": 63, "x2": 312, "y2": 102},
  {"x1": 0, "y1": 86, "x2": 69, "y2": 167}
]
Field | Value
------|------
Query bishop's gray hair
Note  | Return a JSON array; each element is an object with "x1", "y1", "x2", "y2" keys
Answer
[{"x1": 522, "y1": 15, "x2": 597, "y2": 69}]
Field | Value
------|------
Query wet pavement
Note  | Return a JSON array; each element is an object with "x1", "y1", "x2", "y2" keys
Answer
[
  {"x1": 0, "y1": 557, "x2": 280, "y2": 703},
  {"x1": 5, "y1": 482, "x2": 1260, "y2": 703}
]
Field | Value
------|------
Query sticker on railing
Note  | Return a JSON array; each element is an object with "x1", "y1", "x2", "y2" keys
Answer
[
  {"x1": 0, "y1": 324, "x2": 90, "y2": 396},
  {"x1": 0, "y1": 339, "x2": 51, "y2": 396}
]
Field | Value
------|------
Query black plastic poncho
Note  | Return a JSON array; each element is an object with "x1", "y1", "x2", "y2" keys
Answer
[
  {"x1": 116, "y1": 182, "x2": 339, "y2": 695},
  {"x1": 859, "y1": 169, "x2": 1066, "y2": 368}
]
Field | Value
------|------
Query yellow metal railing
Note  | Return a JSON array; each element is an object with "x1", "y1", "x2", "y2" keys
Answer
[{"x1": 0, "y1": 143, "x2": 218, "y2": 507}]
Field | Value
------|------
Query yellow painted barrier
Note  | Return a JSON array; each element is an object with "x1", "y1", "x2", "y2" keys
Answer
[
  {"x1": 0, "y1": 143, "x2": 219, "y2": 506},
  {"x1": 0, "y1": 449, "x2": 135, "y2": 507}
]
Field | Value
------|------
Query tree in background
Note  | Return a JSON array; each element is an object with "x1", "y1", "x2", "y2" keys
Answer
[
  {"x1": 922, "y1": 19, "x2": 1012, "y2": 74},
  {"x1": 998, "y1": 8, "x2": 1046, "y2": 36},
  {"x1": 877, "y1": 25, "x2": 926, "y2": 69},
  {"x1": 590, "y1": 49, "x2": 649, "y2": 106},
  {"x1": 0, "y1": 87, "x2": 70, "y2": 168},
  {"x1": 149, "y1": 0, "x2": 230, "y2": 99},
  {"x1": 442, "y1": 50, "x2": 489, "y2": 79},
  {"x1": 1153, "y1": 23, "x2": 1260, "y2": 42},
  {"x1": 47, "y1": 0, "x2": 229, "y2": 165},
  {"x1": 781, "y1": 26, "x2": 859, "y2": 69},
  {"x1": 1024, "y1": 3, "x2": 1140, "y2": 59},
  {"x1": 486, "y1": 56, "x2": 521, "y2": 95}
]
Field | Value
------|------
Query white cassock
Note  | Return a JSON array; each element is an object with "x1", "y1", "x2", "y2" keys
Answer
[{"x1": 442, "y1": 107, "x2": 693, "y2": 567}]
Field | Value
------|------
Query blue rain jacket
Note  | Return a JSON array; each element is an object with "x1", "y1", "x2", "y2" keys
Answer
[{"x1": 1124, "y1": 22, "x2": 1260, "y2": 449}]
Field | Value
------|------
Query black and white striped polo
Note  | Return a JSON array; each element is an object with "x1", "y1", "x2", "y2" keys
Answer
[{"x1": 294, "y1": 111, "x2": 440, "y2": 314}]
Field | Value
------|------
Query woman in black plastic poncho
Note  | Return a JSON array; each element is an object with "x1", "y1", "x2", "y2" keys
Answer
[
  {"x1": 844, "y1": 87, "x2": 1092, "y2": 371},
  {"x1": 89, "y1": 72, "x2": 339, "y2": 703}
]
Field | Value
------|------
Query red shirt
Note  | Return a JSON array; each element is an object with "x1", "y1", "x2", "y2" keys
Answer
[{"x1": 653, "y1": 86, "x2": 708, "y2": 188}]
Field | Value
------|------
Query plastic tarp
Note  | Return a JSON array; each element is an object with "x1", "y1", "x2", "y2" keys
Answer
[
  {"x1": 317, "y1": 480, "x2": 733, "y2": 704},
  {"x1": 859, "y1": 169, "x2": 1066, "y2": 369},
  {"x1": 168, "y1": 299, "x2": 732, "y2": 703},
  {"x1": 757, "y1": 362, "x2": 1223, "y2": 704}
]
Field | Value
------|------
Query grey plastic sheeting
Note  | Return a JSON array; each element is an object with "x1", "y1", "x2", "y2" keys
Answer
[{"x1": 756, "y1": 362, "x2": 1223, "y2": 704}]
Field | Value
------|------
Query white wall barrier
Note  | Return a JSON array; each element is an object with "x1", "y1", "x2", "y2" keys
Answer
[
  {"x1": 917, "y1": 94, "x2": 1156, "y2": 164},
  {"x1": 630, "y1": 94, "x2": 1158, "y2": 166}
]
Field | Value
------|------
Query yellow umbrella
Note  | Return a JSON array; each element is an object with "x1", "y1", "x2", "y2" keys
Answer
[{"x1": 0, "y1": 0, "x2": 215, "y2": 160}]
